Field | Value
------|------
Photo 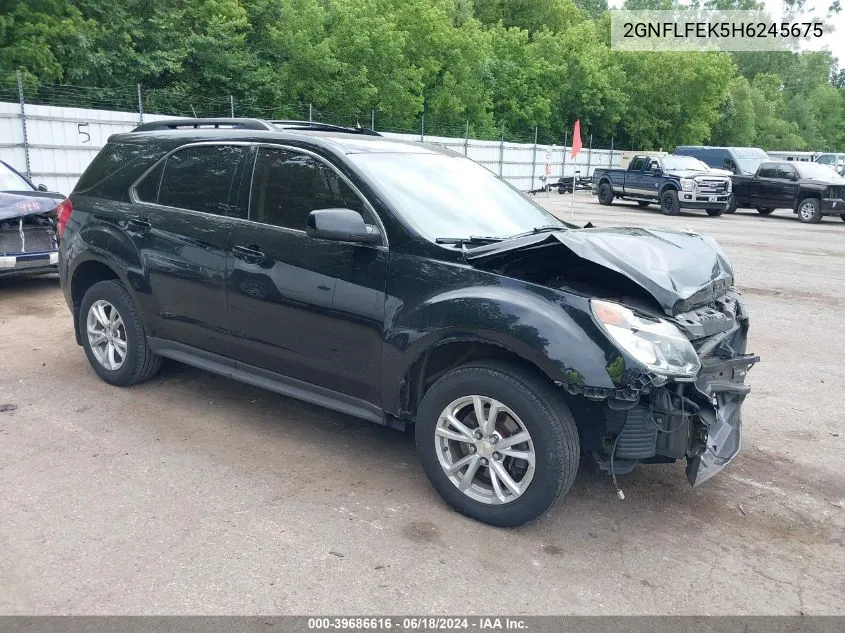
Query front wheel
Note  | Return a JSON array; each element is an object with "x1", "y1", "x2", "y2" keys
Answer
[
  {"x1": 706, "y1": 208, "x2": 725, "y2": 217},
  {"x1": 79, "y1": 280, "x2": 161, "y2": 386},
  {"x1": 598, "y1": 182, "x2": 614, "y2": 205},
  {"x1": 660, "y1": 189, "x2": 680, "y2": 215},
  {"x1": 415, "y1": 362, "x2": 579, "y2": 527},
  {"x1": 797, "y1": 198, "x2": 822, "y2": 224},
  {"x1": 725, "y1": 194, "x2": 737, "y2": 214},
  {"x1": 756, "y1": 207, "x2": 775, "y2": 215},
  {"x1": 841, "y1": 214, "x2": 845, "y2": 222}
]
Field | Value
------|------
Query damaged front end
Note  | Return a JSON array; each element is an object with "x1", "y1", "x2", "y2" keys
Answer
[
  {"x1": 597, "y1": 290, "x2": 758, "y2": 486},
  {"x1": 465, "y1": 226, "x2": 759, "y2": 487},
  {"x1": 0, "y1": 191, "x2": 64, "y2": 276}
]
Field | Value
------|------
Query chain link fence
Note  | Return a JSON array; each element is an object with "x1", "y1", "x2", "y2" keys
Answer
[{"x1": 1, "y1": 75, "x2": 632, "y2": 194}]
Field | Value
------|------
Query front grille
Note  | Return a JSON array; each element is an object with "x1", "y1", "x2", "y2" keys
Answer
[
  {"x1": 829, "y1": 185, "x2": 845, "y2": 199},
  {"x1": 696, "y1": 178, "x2": 729, "y2": 194},
  {"x1": 0, "y1": 226, "x2": 56, "y2": 255}
]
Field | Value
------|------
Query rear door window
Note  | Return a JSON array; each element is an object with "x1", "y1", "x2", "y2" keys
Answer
[
  {"x1": 155, "y1": 144, "x2": 245, "y2": 215},
  {"x1": 629, "y1": 157, "x2": 644, "y2": 171}
]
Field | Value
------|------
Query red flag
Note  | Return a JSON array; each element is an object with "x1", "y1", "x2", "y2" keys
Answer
[{"x1": 571, "y1": 120, "x2": 582, "y2": 158}]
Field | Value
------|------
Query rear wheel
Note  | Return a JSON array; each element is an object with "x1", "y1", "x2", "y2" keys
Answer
[
  {"x1": 415, "y1": 362, "x2": 579, "y2": 527},
  {"x1": 797, "y1": 198, "x2": 822, "y2": 224},
  {"x1": 756, "y1": 207, "x2": 775, "y2": 215},
  {"x1": 706, "y1": 208, "x2": 725, "y2": 217},
  {"x1": 637, "y1": 201, "x2": 651, "y2": 208},
  {"x1": 598, "y1": 182, "x2": 614, "y2": 205},
  {"x1": 79, "y1": 280, "x2": 161, "y2": 386},
  {"x1": 659, "y1": 189, "x2": 680, "y2": 215}
]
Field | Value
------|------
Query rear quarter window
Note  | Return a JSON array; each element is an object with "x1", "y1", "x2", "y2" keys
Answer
[{"x1": 74, "y1": 141, "x2": 170, "y2": 201}]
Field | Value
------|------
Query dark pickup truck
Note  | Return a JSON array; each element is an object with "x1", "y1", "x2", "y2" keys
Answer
[
  {"x1": 591, "y1": 155, "x2": 732, "y2": 216},
  {"x1": 732, "y1": 160, "x2": 845, "y2": 223}
]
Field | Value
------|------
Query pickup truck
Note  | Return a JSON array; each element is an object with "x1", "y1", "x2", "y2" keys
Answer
[
  {"x1": 731, "y1": 159, "x2": 845, "y2": 223},
  {"x1": 591, "y1": 154, "x2": 732, "y2": 216}
]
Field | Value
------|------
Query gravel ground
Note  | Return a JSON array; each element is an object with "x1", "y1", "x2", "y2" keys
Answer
[{"x1": 0, "y1": 195, "x2": 843, "y2": 615}]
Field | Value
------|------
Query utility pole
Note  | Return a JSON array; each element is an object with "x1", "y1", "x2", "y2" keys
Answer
[
  {"x1": 230, "y1": 95, "x2": 235, "y2": 118},
  {"x1": 136, "y1": 83, "x2": 144, "y2": 125}
]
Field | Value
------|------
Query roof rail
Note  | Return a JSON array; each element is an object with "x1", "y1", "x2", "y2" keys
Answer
[
  {"x1": 131, "y1": 118, "x2": 276, "y2": 132},
  {"x1": 270, "y1": 120, "x2": 381, "y2": 136}
]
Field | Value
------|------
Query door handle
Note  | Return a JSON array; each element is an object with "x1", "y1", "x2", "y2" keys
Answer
[
  {"x1": 127, "y1": 216, "x2": 151, "y2": 232},
  {"x1": 232, "y1": 244, "x2": 265, "y2": 262}
]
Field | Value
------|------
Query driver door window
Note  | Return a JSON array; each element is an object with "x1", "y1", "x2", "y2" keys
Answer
[{"x1": 249, "y1": 147, "x2": 372, "y2": 232}]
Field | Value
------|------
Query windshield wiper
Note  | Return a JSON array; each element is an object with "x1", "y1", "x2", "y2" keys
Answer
[
  {"x1": 506, "y1": 225, "x2": 566, "y2": 240},
  {"x1": 435, "y1": 236, "x2": 504, "y2": 246}
]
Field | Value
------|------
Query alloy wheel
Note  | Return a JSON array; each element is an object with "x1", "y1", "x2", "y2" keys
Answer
[
  {"x1": 434, "y1": 395, "x2": 536, "y2": 505},
  {"x1": 86, "y1": 299, "x2": 128, "y2": 370},
  {"x1": 799, "y1": 201, "x2": 817, "y2": 221}
]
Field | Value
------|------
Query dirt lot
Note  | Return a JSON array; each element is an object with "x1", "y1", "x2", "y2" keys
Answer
[{"x1": 1, "y1": 197, "x2": 843, "y2": 615}]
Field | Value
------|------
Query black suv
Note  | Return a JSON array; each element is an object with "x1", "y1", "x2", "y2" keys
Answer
[{"x1": 59, "y1": 118, "x2": 759, "y2": 526}]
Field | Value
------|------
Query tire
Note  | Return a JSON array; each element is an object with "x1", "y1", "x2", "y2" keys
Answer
[
  {"x1": 756, "y1": 207, "x2": 775, "y2": 215},
  {"x1": 79, "y1": 279, "x2": 161, "y2": 386},
  {"x1": 637, "y1": 201, "x2": 651, "y2": 208},
  {"x1": 725, "y1": 194, "x2": 737, "y2": 214},
  {"x1": 598, "y1": 182, "x2": 614, "y2": 206},
  {"x1": 797, "y1": 198, "x2": 822, "y2": 224},
  {"x1": 841, "y1": 214, "x2": 845, "y2": 222},
  {"x1": 415, "y1": 361, "x2": 579, "y2": 527},
  {"x1": 659, "y1": 189, "x2": 680, "y2": 215},
  {"x1": 706, "y1": 208, "x2": 725, "y2": 217}
]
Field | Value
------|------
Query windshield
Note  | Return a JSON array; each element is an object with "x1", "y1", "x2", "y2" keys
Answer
[
  {"x1": 348, "y1": 152, "x2": 567, "y2": 242},
  {"x1": 733, "y1": 148, "x2": 768, "y2": 159},
  {"x1": 794, "y1": 162, "x2": 845, "y2": 180},
  {"x1": 660, "y1": 155, "x2": 709, "y2": 171},
  {"x1": 0, "y1": 162, "x2": 33, "y2": 191},
  {"x1": 735, "y1": 158, "x2": 766, "y2": 174}
]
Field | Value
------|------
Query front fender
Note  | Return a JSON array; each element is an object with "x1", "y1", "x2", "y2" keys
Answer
[{"x1": 381, "y1": 256, "x2": 644, "y2": 415}]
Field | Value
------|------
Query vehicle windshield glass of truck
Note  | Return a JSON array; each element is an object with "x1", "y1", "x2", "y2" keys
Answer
[
  {"x1": 794, "y1": 162, "x2": 845, "y2": 181},
  {"x1": 732, "y1": 148, "x2": 769, "y2": 174},
  {"x1": 660, "y1": 155, "x2": 709, "y2": 171},
  {"x1": 0, "y1": 163, "x2": 33, "y2": 192},
  {"x1": 348, "y1": 152, "x2": 567, "y2": 243}
]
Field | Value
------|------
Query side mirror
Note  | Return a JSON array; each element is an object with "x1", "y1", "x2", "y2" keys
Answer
[
  {"x1": 792, "y1": 173, "x2": 800, "y2": 181},
  {"x1": 37, "y1": 183, "x2": 49, "y2": 192},
  {"x1": 651, "y1": 165, "x2": 661, "y2": 175},
  {"x1": 306, "y1": 208, "x2": 381, "y2": 244}
]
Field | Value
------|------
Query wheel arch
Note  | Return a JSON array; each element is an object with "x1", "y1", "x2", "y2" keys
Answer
[
  {"x1": 68, "y1": 256, "x2": 134, "y2": 344},
  {"x1": 396, "y1": 335, "x2": 560, "y2": 423},
  {"x1": 659, "y1": 182, "x2": 680, "y2": 197}
]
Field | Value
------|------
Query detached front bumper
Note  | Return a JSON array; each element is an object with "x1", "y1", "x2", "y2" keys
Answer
[{"x1": 685, "y1": 352, "x2": 759, "y2": 486}]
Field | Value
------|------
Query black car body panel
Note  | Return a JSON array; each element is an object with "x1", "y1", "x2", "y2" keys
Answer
[
  {"x1": 0, "y1": 162, "x2": 65, "y2": 277},
  {"x1": 59, "y1": 122, "x2": 758, "y2": 496}
]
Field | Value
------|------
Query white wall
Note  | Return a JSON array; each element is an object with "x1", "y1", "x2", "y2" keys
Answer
[{"x1": 0, "y1": 101, "x2": 622, "y2": 194}]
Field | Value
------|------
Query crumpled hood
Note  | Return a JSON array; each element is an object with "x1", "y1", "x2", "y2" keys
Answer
[
  {"x1": 0, "y1": 191, "x2": 65, "y2": 222},
  {"x1": 465, "y1": 227, "x2": 735, "y2": 315}
]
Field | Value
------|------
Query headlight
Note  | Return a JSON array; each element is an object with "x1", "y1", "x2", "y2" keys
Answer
[
  {"x1": 726, "y1": 179, "x2": 732, "y2": 193},
  {"x1": 591, "y1": 299, "x2": 701, "y2": 379},
  {"x1": 680, "y1": 178, "x2": 695, "y2": 192}
]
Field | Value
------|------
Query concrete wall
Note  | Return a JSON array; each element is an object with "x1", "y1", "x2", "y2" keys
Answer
[{"x1": 0, "y1": 101, "x2": 623, "y2": 194}]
